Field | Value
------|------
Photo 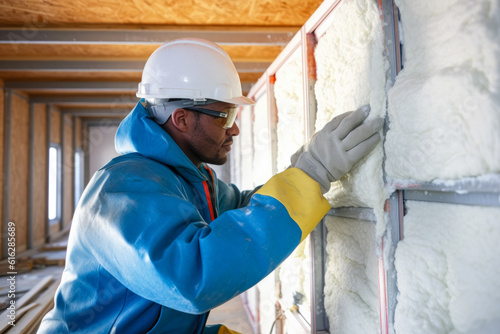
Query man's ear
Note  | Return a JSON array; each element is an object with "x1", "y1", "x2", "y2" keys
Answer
[{"x1": 170, "y1": 108, "x2": 189, "y2": 132}]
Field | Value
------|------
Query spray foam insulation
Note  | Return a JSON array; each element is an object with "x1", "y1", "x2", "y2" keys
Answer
[
  {"x1": 386, "y1": 0, "x2": 500, "y2": 181},
  {"x1": 324, "y1": 215, "x2": 379, "y2": 333},
  {"x1": 313, "y1": 0, "x2": 387, "y2": 330},
  {"x1": 273, "y1": 48, "x2": 313, "y2": 320},
  {"x1": 314, "y1": 0, "x2": 388, "y2": 224},
  {"x1": 388, "y1": 2, "x2": 500, "y2": 332},
  {"x1": 395, "y1": 201, "x2": 500, "y2": 333},
  {"x1": 252, "y1": 92, "x2": 273, "y2": 185},
  {"x1": 239, "y1": 105, "x2": 255, "y2": 189},
  {"x1": 274, "y1": 50, "x2": 305, "y2": 172}
]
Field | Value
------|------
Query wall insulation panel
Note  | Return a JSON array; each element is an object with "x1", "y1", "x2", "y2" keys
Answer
[
  {"x1": 274, "y1": 50, "x2": 304, "y2": 172},
  {"x1": 252, "y1": 92, "x2": 272, "y2": 185},
  {"x1": 33, "y1": 104, "x2": 48, "y2": 247},
  {"x1": 249, "y1": 91, "x2": 278, "y2": 334},
  {"x1": 9, "y1": 93, "x2": 29, "y2": 252},
  {"x1": 324, "y1": 215, "x2": 379, "y2": 333},
  {"x1": 230, "y1": 116, "x2": 242, "y2": 188},
  {"x1": 258, "y1": 272, "x2": 277, "y2": 334},
  {"x1": 385, "y1": 0, "x2": 500, "y2": 181},
  {"x1": 239, "y1": 106, "x2": 254, "y2": 189},
  {"x1": 395, "y1": 201, "x2": 500, "y2": 333},
  {"x1": 273, "y1": 47, "x2": 314, "y2": 324},
  {"x1": 314, "y1": 0, "x2": 387, "y2": 216},
  {"x1": 62, "y1": 114, "x2": 74, "y2": 227},
  {"x1": 312, "y1": 0, "x2": 387, "y2": 331}
]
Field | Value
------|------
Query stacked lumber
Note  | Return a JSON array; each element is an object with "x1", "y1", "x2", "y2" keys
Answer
[
  {"x1": 0, "y1": 276, "x2": 60, "y2": 333},
  {"x1": 0, "y1": 240, "x2": 67, "y2": 277}
]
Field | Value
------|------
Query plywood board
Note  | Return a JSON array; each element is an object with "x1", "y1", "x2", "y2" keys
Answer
[
  {"x1": 50, "y1": 108, "x2": 61, "y2": 144},
  {"x1": 75, "y1": 117, "x2": 82, "y2": 149},
  {"x1": 48, "y1": 222, "x2": 59, "y2": 238},
  {"x1": 0, "y1": 0, "x2": 323, "y2": 26},
  {"x1": 62, "y1": 114, "x2": 73, "y2": 227},
  {"x1": 0, "y1": 87, "x2": 4, "y2": 257},
  {"x1": 33, "y1": 104, "x2": 48, "y2": 248},
  {"x1": 82, "y1": 123, "x2": 88, "y2": 152},
  {"x1": 9, "y1": 94, "x2": 29, "y2": 252}
]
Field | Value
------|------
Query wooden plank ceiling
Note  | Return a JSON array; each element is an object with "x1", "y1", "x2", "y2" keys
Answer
[{"x1": 0, "y1": 0, "x2": 323, "y2": 120}]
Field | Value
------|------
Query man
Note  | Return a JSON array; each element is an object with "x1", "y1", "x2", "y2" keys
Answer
[{"x1": 38, "y1": 38, "x2": 383, "y2": 333}]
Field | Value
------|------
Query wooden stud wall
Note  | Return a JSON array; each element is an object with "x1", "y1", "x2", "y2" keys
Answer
[
  {"x1": 0, "y1": 85, "x2": 3, "y2": 256},
  {"x1": 33, "y1": 104, "x2": 48, "y2": 248},
  {"x1": 50, "y1": 108, "x2": 61, "y2": 144},
  {"x1": 0, "y1": 94, "x2": 83, "y2": 257},
  {"x1": 62, "y1": 114, "x2": 74, "y2": 229},
  {"x1": 75, "y1": 117, "x2": 82, "y2": 149},
  {"x1": 9, "y1": 93, "x2": 30, "y2": 253}
]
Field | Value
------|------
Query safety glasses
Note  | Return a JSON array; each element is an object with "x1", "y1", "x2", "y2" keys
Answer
[{"x1": 184, "y1": 106, "x2": 238, "y2": 129}]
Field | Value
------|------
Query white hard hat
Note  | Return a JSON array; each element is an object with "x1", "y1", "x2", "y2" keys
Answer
[{"x1": 137, "y1": 38, "x2": 255, "y2": 106}]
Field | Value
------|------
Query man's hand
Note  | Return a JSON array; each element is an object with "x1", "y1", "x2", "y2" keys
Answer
[{"x1": 293, "y1": 105, "x2": 384, "y2": 193}]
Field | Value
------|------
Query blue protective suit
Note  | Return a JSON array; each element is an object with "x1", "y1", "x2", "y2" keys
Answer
[{"x1": 38, "y1": 102, "x2": 330, "y2": 333}]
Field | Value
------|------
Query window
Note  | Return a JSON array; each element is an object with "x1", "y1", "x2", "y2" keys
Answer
[
  {"x1": 74, "y1": 149, "x2": 85, "y2": 209},
  {"x1": 48, "y1": 144, "x2": 61, "y2": 223}
]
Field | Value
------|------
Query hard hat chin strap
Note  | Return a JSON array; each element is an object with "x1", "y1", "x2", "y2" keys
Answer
[{"x1": 145, "y1": 98, "x2": 220, "y2": 124}]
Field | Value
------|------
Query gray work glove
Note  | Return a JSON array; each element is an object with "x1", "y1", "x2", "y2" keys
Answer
[{"x1": 293, "y1": 105, "x2": 384, "y2": 193}]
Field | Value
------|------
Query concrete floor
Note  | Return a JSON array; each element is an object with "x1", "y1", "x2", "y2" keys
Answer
[{"x1": 207, "y1": 296, "x2": 254, "y2": 333}]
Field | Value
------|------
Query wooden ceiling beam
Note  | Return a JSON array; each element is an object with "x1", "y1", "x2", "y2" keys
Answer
[
  {"x1": 62, "y1": 110, "x2": 128, "y2": 117},
  {"x1": 0, "y1": 28, "x2": 295, "y2": 46},
  {"x1": 0, "y1": 60, "x2": 270, "y2": 73},
  {"x1": 4, "y1": 80, "x2": 253, "y2": 95},
  {"x1": 5, "y1": 81, "x2": 137, "y2": 91},
  {"x1": 30, "y1": 95, "x2": 137, "y2": 105}
]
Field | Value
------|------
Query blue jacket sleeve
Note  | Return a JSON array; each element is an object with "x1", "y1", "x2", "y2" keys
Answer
[{"x1": 77, "y1": 162, "x2": 327, "y2": 315}]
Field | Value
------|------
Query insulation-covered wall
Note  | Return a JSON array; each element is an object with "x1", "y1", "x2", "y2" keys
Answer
[
  {"x1": 9, "y1": 93, "x2": 30, "y2": 252},
  {"x1": 274, "y1": 50, "x2": 304, "y2": 173},
  {"x1": 315, "y1": 0, "x2": 387, "y2": 214},
  {"x1": 33, "y1": 103, "x2": 48, "y2": 247},
  {"x1": 252, "y1": 92, "x2": 273, "y2": 185},
  {"x1": 395, "y1": 201, "x2": 500, "y2": 333},
  {"x1": 323, "y1": 215, "x2": 378, "y2": 333},
  {"x1": 386, "y1": 0, "x2": 500, "y2": 181},
  {"x1": 230, "y1": 115, "x2": 242, "y2": 188},
  {"x1": 239, "y1": 105, "x2": 255, "y2": 189},
  {"x1": 273, "y1": 48, "x2": 314, "y2": 323},
  {"x1": 313, "y1": 0, "x2": 387, "y2": 330},
  {"x1": 387, "y1": 1, "x2": 500, "y2": 332}
]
